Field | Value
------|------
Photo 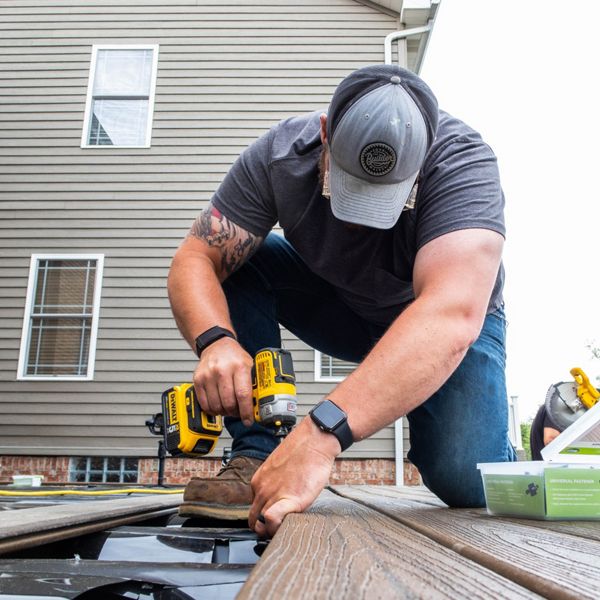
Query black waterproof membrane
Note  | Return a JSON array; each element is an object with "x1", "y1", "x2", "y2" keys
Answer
[
  {"x1": 0, "y1": 559, "x2": 252, "y2": 599},
  {"x1": 0, "y1": 521, "x2": 263, "y2": 599}
]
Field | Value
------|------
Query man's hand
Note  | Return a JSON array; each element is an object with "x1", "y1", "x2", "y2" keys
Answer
[
  {"x1": 193, "y1": 337, "x2": 255, "y2": 426},
  {"x1": 248, "y1": 416, "x2": 341, "y2": 538}
]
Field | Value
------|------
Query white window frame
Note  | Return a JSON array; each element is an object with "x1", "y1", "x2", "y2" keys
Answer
[
  {"x1": 17, "y1": 254, "x2": 105, "y2": 381},
  {"x1": 81, "y1": 44, "x2": 159, "y2": 149},
  {"x1": 314, "y1": 350, "x2": 357, "y2": 382}
]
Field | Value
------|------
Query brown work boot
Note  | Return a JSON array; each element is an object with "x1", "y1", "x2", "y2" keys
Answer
[{"x1": 179, "y1": 456, "x2": 263, "y2": 520}]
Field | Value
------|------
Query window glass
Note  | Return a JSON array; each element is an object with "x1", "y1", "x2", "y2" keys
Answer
[
  {"x1": 93, "y1": 49, "x2": 153, "y2": 96},
  {"x1": 27, "y1": 317, "x2": 91, "y2": 376},
  {"x1": 123, "y1": 471, "x2": 138, "y2": 484},
  {"x1": 90, "y1": 457, "x2": 104, "y2": 471},
  {"x1": 74, "y1": 457, "x2": 87, "y2": 471},
  {"x1": 107, "y1": 457, "x2": 121, "y2": 471},
  {"x1": 33, "y1": 260, "x2": 95, "y2": 315},
  {"x1": 89, "y1": 99, "x2": 149, "y2": 146},
  {"x1": 124, "y1": 458, "x2": 138, "y2": 471}
]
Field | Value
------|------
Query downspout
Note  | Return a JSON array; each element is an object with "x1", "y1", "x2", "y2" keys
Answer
[
  {"x1": 385, "y1": 24, "x2": 431, "y2": 486},
  {"x1": 384, "y1": 24, "x2": 433, "y2": 72}
]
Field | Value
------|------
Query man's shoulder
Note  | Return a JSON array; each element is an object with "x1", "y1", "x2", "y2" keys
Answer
[
  {"x1": 421, "y1": 110, "x2": 498, "y2": 179},
  {"x1": 270, "y1": 111, "x2": 323, "y2": 162},
  {"x1": 430, "y1": 110, "x2": 494, "y2": 158}
]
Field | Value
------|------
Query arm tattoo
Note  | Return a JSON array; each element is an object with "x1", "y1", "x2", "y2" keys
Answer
[{"x1": 188, "y1": 204, "x2": 263, "y2": 277}]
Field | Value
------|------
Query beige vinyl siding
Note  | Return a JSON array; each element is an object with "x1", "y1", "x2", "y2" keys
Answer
[{"x1": 0, "y1": 0, "x2": 405, "y2": 458}]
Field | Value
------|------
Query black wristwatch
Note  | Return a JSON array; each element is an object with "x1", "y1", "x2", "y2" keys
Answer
[
  {"x1": 195, "y1": 326, "x2": 236, "y2": 358},
  {"x1": 309, "y1": 399, "x2": 354, "y2": 452}
]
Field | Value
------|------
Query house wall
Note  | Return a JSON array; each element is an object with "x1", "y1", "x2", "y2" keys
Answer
[
  {"x1": 0, "y1": 455, "x2": 427, "y2": 487},
  {"x1": 0, "y1": 0, "x2": 409, "y2": 462}
]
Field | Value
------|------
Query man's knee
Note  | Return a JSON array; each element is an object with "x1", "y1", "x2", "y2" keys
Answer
[
  {"x1": 415, "y1": 454, "x2": 486, "y2": 508},
  {"x1": 409, "y1": 436, "x2": 516, "y2": 508}
]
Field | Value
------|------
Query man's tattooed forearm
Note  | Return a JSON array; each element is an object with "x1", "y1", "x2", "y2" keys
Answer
[{"x1": 188, "y1": 204, "x2": 263, "y2": 276}]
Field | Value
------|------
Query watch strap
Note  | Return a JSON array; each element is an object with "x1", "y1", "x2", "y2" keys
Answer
[
  {"x1": 195, "y1": 326, "x2": 236, "y2": 357},
  {"x1": 331, "y1": 415, "x2": 354, "y2": 452}
]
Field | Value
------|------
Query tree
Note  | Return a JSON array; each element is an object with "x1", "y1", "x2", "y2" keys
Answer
[
  {"x1": 585, "y1": 341, "x2": 600, "y2": 384},
  {"x1": 587, "y1": 340, "x2": 600, "y2": 360},
  {"x1": 520, "y1": 421, "x2": 532, "y2": 461}
]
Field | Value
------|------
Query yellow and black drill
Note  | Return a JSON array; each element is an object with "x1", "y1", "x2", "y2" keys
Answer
[{"x1": 148, "y1": 348, "x2": 297, "y2": 459}]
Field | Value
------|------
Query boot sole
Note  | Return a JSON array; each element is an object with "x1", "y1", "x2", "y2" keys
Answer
[{"x1": 179, "y1": 501, "x2": 250, "y2": 520}]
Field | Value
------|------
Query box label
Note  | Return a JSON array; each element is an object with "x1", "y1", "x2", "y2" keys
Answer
[
  {"x1": 482, "y1": 474, "x2": 545, "y2": 517},
  {"x1": 545, "y1": 468, "x2": 600, "y2": 518}
]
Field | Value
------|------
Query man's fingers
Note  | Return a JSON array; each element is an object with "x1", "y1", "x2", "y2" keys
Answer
[
  {"x1": 193, "y1": 384, "x2": 210, "y2": 413},
  {"x1": 216, "y1": 374, "x2": 238, "y2": 416},
  {"x1": 202, "y1": 380, "x2": 222, "y2": 415},
  {"x1": 192, "y1": 345, "x2": 254, "y2": 422},
  {"x1": 248, "y1": 484, "x2": 265, "y2": 530},
  {"x1": 256, "y1": 498, "x2": 302, "y2": 538},
  {"x1": 234, "y1": 367, "x2": 254, "y2": 427}
]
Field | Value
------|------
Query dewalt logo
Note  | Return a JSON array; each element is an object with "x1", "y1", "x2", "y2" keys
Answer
[
  {"x1": 168, "y1": 391, "x2": 178, "y2": 425},
  {"x1": 257, "y1": 354, "x2": 273, "y2": 389}
]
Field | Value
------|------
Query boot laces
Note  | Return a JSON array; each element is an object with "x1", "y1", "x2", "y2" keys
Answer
[{"x1": 216, "y1": 457, "x2": 257, "y2": 481}]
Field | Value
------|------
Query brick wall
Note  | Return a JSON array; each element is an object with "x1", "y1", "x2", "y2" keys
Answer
[
  {"x1": 0, "y1": 456, "x2": 70, "y2": 483},
  {"x1": 0, "y1": 455, "x2": 422, "y2": 486}
]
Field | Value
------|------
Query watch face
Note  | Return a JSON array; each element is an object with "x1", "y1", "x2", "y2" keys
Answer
[{"x1": 312, "y1": 401, "x2": 345, "y2": 430}]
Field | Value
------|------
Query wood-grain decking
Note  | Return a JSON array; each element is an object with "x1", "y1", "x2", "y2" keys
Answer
[
  {"x1": 239, "y1": 486, "x2": 600, "y2": 600},
  {"x1": 0, "y1": 492, "x2": 183, "y2": 554}
]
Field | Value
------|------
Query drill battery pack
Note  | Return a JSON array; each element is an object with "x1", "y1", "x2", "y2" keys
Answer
[{"x1": 161, "y1": 383, "x2": 223, "y2": 456}]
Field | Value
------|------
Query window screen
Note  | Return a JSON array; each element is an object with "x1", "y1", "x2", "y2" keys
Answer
[
  {"x1": 84, "y1": 46, "x2": 158, "y2": 147},
  {"x1": 20, "y1": 256, "x2": 103, "y2": 379}
]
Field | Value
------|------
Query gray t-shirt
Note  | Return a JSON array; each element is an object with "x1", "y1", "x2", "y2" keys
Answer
[{"x1": 212, "y1": 110, "x2": 505, "y2": 327}]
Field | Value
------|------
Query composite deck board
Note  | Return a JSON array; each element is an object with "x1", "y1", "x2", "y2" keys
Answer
[
  {"x1": 333, "y1": 485, "x2": 600, "y2": 600},
  {"x1": 0, "y1": 493, "x2": 182, "y2": 543},
  {"x1": 238, "y1": 490, "x2": 541, "y2": 600},
  {"x1": 464, "y1": 512, "x2": 600, "y2": 543}
]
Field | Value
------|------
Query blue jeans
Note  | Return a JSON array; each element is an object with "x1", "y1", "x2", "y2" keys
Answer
[{"x1": 222, "y1": 233, "x2": 516, "y2": 507}]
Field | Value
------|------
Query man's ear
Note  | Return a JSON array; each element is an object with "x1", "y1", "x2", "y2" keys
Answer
[{"x1": 319, "y1": 113, "x2": 327, "y2": 145}]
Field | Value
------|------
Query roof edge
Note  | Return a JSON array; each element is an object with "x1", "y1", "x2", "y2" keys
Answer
[{"x1": 353, "y1": 0, "x2": 400, "y2": 19}]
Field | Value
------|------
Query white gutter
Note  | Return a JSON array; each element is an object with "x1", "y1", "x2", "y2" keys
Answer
[{"x1": 386, "y1": 23, "x2": 432, "y2": 486}]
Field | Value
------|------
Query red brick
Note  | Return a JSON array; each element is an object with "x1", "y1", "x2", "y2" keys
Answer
[{"x1": 0, "y1": 455, "x2": 421, "y2": 487}]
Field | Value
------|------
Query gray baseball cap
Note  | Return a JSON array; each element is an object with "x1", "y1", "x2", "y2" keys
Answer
[{"x1": 327, "y1": 65, "x2": 439, "y2": 229}]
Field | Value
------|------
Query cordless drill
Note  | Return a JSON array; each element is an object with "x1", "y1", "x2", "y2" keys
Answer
[{"x1": 150, "y1": 348, "x2": 297, "y2": 458}]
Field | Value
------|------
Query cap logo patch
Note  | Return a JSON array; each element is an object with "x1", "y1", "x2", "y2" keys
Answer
[{"x1": 360, "y1": 142, "x2": 396, "y2": 177}]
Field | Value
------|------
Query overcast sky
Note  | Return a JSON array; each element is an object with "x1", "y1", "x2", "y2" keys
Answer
[{"x1": 420, "y1": 0, "x2": 600, "y2": 420}]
